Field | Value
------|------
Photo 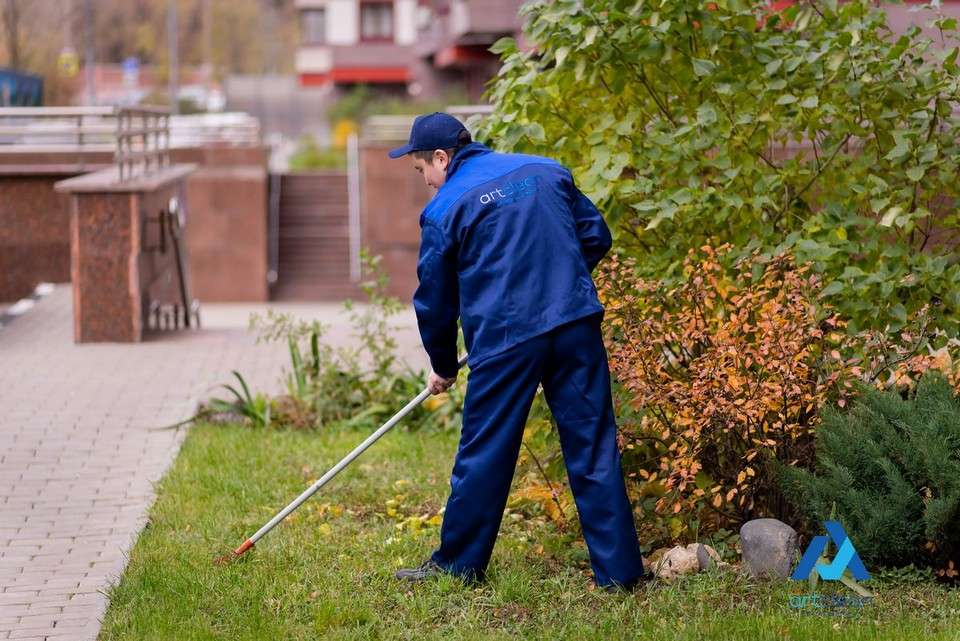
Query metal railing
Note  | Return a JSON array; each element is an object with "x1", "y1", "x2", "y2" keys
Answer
[
  {"x1": 115, "y1": 106, "x2": 171, "y2": 182},
  {"x1": 0, "y1": 106, "x2": 116, "y2": 152},
  {"x1": 347, "y1": 132, "x2": 361, "y2": 282},
  {"x1": 446, "y1": 104, "x2": 494, "y2": 135},
  {"x1": 363, "y1": 115, "x2": 416, "y2": 143},
  {"x1": 362, "y1": 106, "x2": 494, "y2": 144},
  {"x1": 0, "y1": 105, "x2": 170, "y2": 182},
  {"x1": 267, "y1": 172, "x2": 281, "y2": 286},
  {"x1": 446, "y1": 104, "x2": 495, "y2": 121},
  {"x1": 0, "y1": 106, "x2": 261, "y2": 181},
  {"x1": 168, "y1": 112, "x2": 260, "y2": 147}
]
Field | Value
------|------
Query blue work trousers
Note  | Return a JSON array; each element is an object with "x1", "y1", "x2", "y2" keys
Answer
[{"x1": 431, "y1": 312, "x2": 645, "y2": 587}]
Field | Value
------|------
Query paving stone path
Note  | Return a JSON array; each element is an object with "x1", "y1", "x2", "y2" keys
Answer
[{"x1": 0, "y1": 286, "x2": 421, "y2": 640}]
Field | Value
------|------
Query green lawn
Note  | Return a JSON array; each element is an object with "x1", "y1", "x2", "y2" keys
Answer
[{"x1": 99, "y1": 423, "x2": 960, "y2": 641}]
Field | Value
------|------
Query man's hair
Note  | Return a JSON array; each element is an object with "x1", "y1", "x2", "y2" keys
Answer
[{"x1": 411, "y1": 129, "x2": 473, "y2": 162}]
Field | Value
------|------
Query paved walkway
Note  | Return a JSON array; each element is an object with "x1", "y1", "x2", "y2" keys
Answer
[{"x1": 0, "y1": 286, "x2": 422, "y2": 641}]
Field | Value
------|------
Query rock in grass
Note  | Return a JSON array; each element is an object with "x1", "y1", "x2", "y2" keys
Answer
[
  {"x1": 739, "y1": 518, "x2": 798, "y2": 579},
  {"x1": 649, "y1": 543, "x2": 722, "y2": 580},
  {"x1": 651, "y1": 546, "x2": 698, "y2": 581},
  {"x1": 696, "y1": 543, "x2": 721, "y2": 571}
]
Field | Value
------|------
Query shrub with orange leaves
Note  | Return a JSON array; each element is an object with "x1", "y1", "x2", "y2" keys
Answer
[
  {"x1": 508, "y1": 244, "x2": 959, "y2": 550},
  {"x1": 597, "y1": 245, "x2": 866, "y2": 538}
]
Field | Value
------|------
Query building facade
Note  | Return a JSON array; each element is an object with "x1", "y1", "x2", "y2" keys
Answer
[{"x1": 294, "y1": 0, "x2": 524, "y2": 100}]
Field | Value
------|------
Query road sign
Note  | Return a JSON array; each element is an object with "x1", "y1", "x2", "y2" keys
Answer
[
  {"x1": 58, "y1": 48, "x2": 79, "y2": 77},
  {"x1": 122, "y1": 57, "x2": 140, "y2": 88}
]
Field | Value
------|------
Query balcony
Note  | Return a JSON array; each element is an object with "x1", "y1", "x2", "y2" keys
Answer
[
  {"x1": 417, "y1": 0, "x2": 524, "y2": 58},
  {"x1": 297, "y1": 43, "x2": 415, "y2": 85}
]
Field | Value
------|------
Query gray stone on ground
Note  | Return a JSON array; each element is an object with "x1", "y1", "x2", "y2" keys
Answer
[
  {"x1": 696, "y1": 542, "x2": 721, "y2": 570},
  {"x1": 739, "y1": 518, "x2": 799, "y2": 578}
]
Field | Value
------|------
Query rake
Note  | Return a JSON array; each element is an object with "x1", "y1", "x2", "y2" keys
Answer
[{"x1": 215, "y1": 356, "x2": 466, "y2": 564}]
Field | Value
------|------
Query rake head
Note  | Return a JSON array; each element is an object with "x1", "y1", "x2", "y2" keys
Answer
[{"x1": 212, "y1": 538, "x2": 255, "y2": 565}]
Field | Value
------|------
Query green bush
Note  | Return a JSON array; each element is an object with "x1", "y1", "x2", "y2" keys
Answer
[
  {"x1": 287, "y1": 135, "x2": 346, "y2": 171},
  {"x1": 479, "y1": 0, "x2": 960, "y2": 340},
  {"x1": 247, "y1": 252, "x2": 465, "y2": 433},
  {"x1": 778, "y1": 370, "x2": 960, "y2": 573}
]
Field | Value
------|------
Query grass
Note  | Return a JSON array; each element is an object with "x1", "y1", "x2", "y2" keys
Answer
[{"x1": 99, "y1": 423, "x2": 960, "y2": 641}]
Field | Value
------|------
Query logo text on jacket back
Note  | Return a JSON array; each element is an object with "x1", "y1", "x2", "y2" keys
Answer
[{"x1": 478, "y1": 176, "x2": 539, "y2": 208}]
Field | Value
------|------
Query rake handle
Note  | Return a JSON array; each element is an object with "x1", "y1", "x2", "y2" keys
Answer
[{"x1": 230, "y1": 355, "x2": 467, "y2": 558}]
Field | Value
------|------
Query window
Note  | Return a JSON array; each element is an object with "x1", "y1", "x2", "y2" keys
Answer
[
  {"x1": 301, "y1": 9, "x2": 326, "y2": 44},
  {"x1": 360, "y1": 1, "x2": 394, "y2": 42}
]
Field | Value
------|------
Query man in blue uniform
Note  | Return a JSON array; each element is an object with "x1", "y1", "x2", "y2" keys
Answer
[{"x1": 389, "y1": 113, "x2": 645, "y2": 589}]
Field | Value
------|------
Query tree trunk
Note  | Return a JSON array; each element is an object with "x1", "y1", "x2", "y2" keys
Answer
[{"x1": 3, "y1": 0, "x2": 22, "y2": 69}]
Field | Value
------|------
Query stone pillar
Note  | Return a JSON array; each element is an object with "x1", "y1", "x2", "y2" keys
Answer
[{"x1": 55, "y1": 164, "x2": 197, "y2": 343}]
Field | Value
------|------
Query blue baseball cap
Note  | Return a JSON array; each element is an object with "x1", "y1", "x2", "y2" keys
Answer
[{"x1": 388, "y1": 112, "x2": 468, "y2": 159}]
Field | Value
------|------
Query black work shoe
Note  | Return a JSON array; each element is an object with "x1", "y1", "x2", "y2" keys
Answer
[
  {"x1": 395, "y1": 559, "x2": 445, "y2": 582},
  {"x1": 601, "y1": 572, "x2": 658, "y2": 593}
]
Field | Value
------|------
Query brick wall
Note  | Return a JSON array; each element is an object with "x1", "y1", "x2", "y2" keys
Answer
[
  {"x1": 0, "y1": 151, "x2": 112, "y2": 301},
  {"x1": 359, "y1": 142, "x2": 434, "y2": 301},
  {"x1": 172, "y1": 146, "x2": 270, "y2": 302},
  {"x1": 0, "y1": 146, "x2": 270, "y2": 304}
]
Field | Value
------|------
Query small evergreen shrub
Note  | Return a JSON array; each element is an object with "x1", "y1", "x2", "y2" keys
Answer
[{"x1": 779, "y1": 370, "x2": 960, "y2": 575}]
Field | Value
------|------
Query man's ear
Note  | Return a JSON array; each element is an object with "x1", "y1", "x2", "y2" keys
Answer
[{"x1": 433, "y1": 149, "x2": 449, "y2": 169}]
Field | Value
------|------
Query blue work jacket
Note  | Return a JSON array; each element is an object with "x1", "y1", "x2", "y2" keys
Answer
[{"x1": 413, "y1": 142, "x2": 612, "y2": 378}]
